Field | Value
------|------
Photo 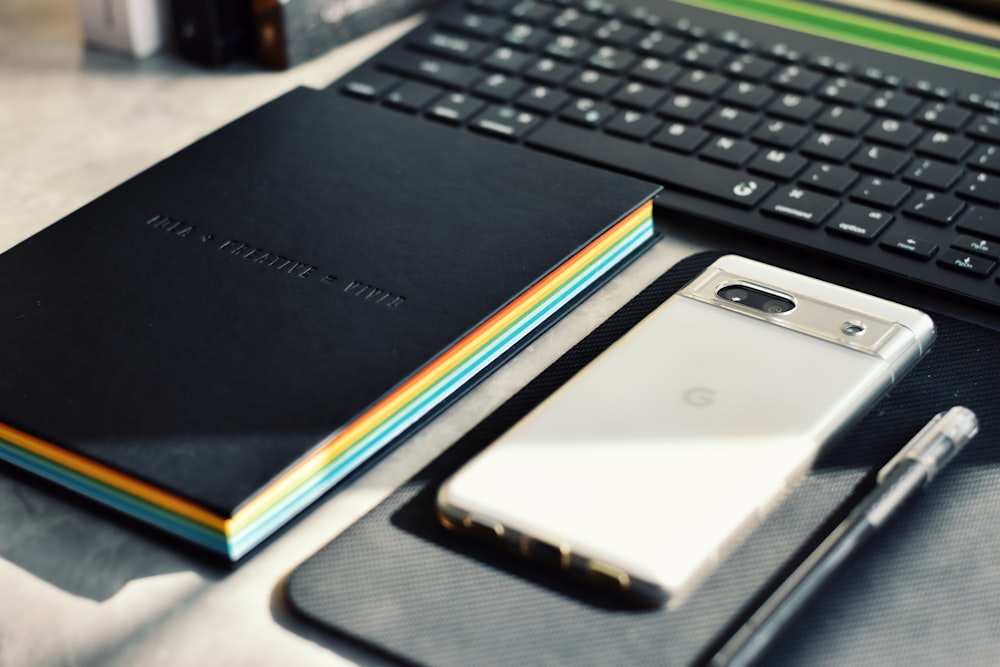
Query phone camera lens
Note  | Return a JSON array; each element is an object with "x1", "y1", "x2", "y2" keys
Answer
[
  {"x1": 719, "y1": 286, "x2": 749, "y2": 303},
  {"x1": 762, "y1": 299, "x2": 793, "y2": 314}
]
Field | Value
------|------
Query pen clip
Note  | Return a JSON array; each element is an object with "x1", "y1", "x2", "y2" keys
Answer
[{"x1": 877, "y1": 406, "x2": 979, "y2": 486}]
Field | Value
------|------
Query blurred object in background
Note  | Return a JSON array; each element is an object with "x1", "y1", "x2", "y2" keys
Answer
[
  {"x1": 77, "y1": 0, "x2": 170, "y2": 58},
  {"x1": 168, "y1": 0, "x2": 255, "y2": 67},
  {"x1": 252, "y1": 0, "x2": 443, "y2": 70}
]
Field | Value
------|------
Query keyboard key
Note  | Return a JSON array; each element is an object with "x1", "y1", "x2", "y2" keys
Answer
[
  {"x1": 938, "y1": 249, "x2": 996, "y2": 277},
  {"x1": 630, "y1": 57, "x2": 682, "y2": 86},
  {"x1": 772, "y1": 65, "x2": 823, "y2": 93},
  {"x1": 826, "y1": 205, "x2": 892, "y2": 242},
  {"x1": 671, "y1": 17, "x2": 710, "y2": 40},
  {"x1": 474, "y1": 72, "x2": 524, "y2": 101},
  {"x1": 427, "y1": 92, "x2": 486, "y2": 123},
  {"x1": 958, "y1": 171, "x2": 1000, "y2": 205},
  {"x1": 510, "y1": 0, "x2": 558, "y2": 24},
  {"x1": 525, "y1": 120, "x2": 775, "y2": 207},
  {"x1": 544, "y1": 34, "x2": 594, "y2": 61},
  {"x1": 957, "y1": 207, "x2": 1000, "y2": 240},
  {"x1": 517, "y1": 85, "x2": 570, "y2": 114},
  {"x1": 715, "y1": 29, "x2": 756, "y2": 53},
  {"x1": 752, "y1": 119, "x2": 808, "y2": 149},
  {"x1": 611, "y1": 80, "x2": 667, "y2": 110},
  {"x1": 961, "y1": 92, "x2": 1000, "y2": 113},
  {"x1": 800, "y1": 163, "x2": 857, "y2": 194},
  {"x1": 605, "y1": 110, "x2": 661, "y2": 140},
  {"x1": 851, "y1": 176, "x2": 911, "y2": 209},
  {"x1": 857, "y1": 66, "x2": 902, "y2": 88},
  {"x1": 725, "y1": 54, "x2": 778, "y2": 82},
  {"x1": 551, "y1": 8, "x2": 600, "y2": 35},
  {"x1": 588, "y1": 45, "x2": 637, "y2": 73},
  {"x1": 764, "y1": 41, "x2": 804, "y2": 64},
  {"x1": 880, "y1": 231, "x2": 937, "y2": 260},
  {"x1": 768, "y1": 93, "x2": 823, "y2": 123},
  {"x1": 380, "y1": 52, "x2": 481, "y2": 89},
  {"x1": 972, "y1": 145, "x2": 1000, "y2": 175},
  {"x1": 909, "y1": 79, "x2": 953, "y2": 100},
  {"x1": 852, "y1": 143, "x2": 910, "y2": 176},
  {"x1": 524, "y1": 57, "x2": 575, "y2": 86},
  {"x1": 915, "y1": 131, "x2": 974, "y2": 162},
  {"x1": 341, "y1": 70, "x2": 401, "y2": 100},
  {"x1": 414, "y1": 30, "x2": 492, "y2": 62},
  {"x1": 952, "y1": 234, "x2": 1000, "y2": 260},
  {"x1": 560, "y1": 97, "x2": 616, "y2": 126},
  {"x1": 659, "y1": 94, "x2": 713, "y2": 123},
  {"x1": 801, "y1": 132, "x2": 860, "y2": 163},
  {"x1": 763, "y1": 185, "x2": 839, "y2": 226},
  {"x1": 705, "y1": 106, "x2": 759, "y2": 136},
  {"x1": 483, "y1": 46, "x2": 532, "y2": 73},
  {"x1": 865, "y1": 90, "x2": 921, "y2": 118},
  {"x1": 903, "y1": 191, "x2": 965, "y2": 225},
  {"x1": 675, "y1": 69, "x2": 728, "y2": 98},
  {"x1": 865, "y1": 118, "x2": 923, "y2": 149},
  {"x1": 593, "y1": 18, "x2": 643, "y2": 47},
  {"x1": 968, "y1": 115, "x2": 1000, "y2": 142},
  {"x1": 748, "y1": 148, "x2": 808, "y2": 180},
  {"x1": 679, "y1": 42, "x2": 731, "y2": 70},
  {"x1": 811, "y1": 54, "x2": 853, "y2": 76},
  {"x1": 384, "y1": 80, "x2": 442, "y2": 111},
  {"x1": 720, "y1": 81, "x2": 774, "y2": 110},
  {"x1": 471, "y1": 105, "x2": 542, "y2": 138},
  {"x1": 818, "y1": 78, "x2": 874, "y2": 106},
  {"x1": 567, "y1": 69, "x2": 618, "y2": 97},
  {"x1": 815, "y1": 105, "x2": 871, "y2": 136},
  {"x1": 636, "y1": 30, "x2": 685, "y2": 59},
  {"x1": 437, "y1": 8, "x2": 508, "y2": 38},
  {"x1": 502, "y1": 22, "x2": 550, "y2": 50},
  {"x1": 629, "y1": 6, "x2": 665, "y2": 26},
  {"x1": 701, "y1": 135, "x2": 757, "y2": 167},
  {"x1": 916, "y1": 102, "x2": 972, "y2": 131},
  {"x1": 903, "y1": 159, "x2": 964, "y2": 191},
  {"x1": 468, "y1": 0, "x2": 517, "y2": 14},
  {"x1": 651, "y1": 122, "x2": 709, "y2": 153}
]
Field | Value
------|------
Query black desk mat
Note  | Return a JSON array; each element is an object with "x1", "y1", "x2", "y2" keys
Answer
[{"x1": 286, "y1": 252, "x2": 1000, "y2": 666}]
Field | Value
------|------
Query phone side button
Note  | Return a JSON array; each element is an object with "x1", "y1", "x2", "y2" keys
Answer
[
  {"x1": 586, "y1": 559, "x2": 632, "y2": 592},
  {"x1": 524, "y1": 538, "x2": 571, "y2": 570},
  {"x1": 458, "y1": 514, "x2": 506, "y2": 541}
]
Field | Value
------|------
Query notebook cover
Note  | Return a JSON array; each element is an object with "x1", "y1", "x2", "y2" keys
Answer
[
  {"x1": 285, "y1": 251, "x2": 1000, "y2": 666},
  {"x1": 0, "y1": 87, "x2": 659, "y2": 558}
]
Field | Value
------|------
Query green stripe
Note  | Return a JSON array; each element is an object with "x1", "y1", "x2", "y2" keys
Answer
[{"x1": 679, "y1": 0, "x2": 1000, "y2": 78}]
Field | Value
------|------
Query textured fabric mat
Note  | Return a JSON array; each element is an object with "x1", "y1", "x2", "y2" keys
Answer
[{"x1": 286, "y1": 252, "x2": 1000, "y2": 666}]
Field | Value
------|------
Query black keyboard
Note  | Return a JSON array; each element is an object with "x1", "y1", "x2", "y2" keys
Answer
[{"x1": 333, "y1": 0, "x2": 1000, "y2": 310}]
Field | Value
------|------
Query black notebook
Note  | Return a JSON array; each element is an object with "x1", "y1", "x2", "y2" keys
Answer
[{"x1": 0, "y1": 87, "x2": 659, "y2": 559}]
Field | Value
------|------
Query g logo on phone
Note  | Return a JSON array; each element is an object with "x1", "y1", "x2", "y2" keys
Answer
[{"x1": 683, "y1": 387, "x2": 716, "y2": 407}]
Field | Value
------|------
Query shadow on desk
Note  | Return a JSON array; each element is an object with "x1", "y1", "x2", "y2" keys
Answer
[{"x1": 0, "y1": 460, "x2": 223, "y2": 601}]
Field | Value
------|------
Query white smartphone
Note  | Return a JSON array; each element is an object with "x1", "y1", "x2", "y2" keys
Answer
[{"x1": 436, "y1": 255, "x2": 935, "y2": 606}]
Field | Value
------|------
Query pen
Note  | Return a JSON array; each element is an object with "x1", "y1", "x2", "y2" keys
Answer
[{"x1": 709, "y1": 405, "x2": 979, "y2": 667}]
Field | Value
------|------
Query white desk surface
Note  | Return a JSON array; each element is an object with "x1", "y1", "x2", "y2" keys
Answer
[{"x1": 1, "y1": 1, "x2": 996, "y2": 665}]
